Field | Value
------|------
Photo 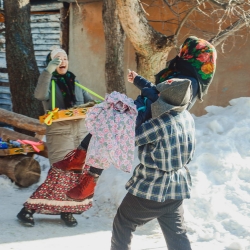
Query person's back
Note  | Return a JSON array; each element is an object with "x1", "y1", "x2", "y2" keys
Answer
[
  {"x1": 111, "y1": 78, "x2": 195, "y2": 250},
  {"x1": 137, "y1": 110, "x2": 194, "y2": 172},
  {"x1": 127, "y1": 79, "x2": 195, "y2": 202}
]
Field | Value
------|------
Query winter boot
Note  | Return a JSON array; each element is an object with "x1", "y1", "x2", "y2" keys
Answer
[
  {"x1": 17, "y1": 207, "x2": 35, "y2": 226},
  {"x1": 66, "y1": 171, "x2": 98, "y2": 201},
  {"x1": 52, "y1": 148, "x2": 87, "y2": 172},
  {"x1": 60, "y1": 212, "x2": 78, "y2": 227}
]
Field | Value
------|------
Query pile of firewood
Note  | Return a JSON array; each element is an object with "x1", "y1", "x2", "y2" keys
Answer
[{"x1": 0, "y1": 108, "x2": 47, "y2": 187}]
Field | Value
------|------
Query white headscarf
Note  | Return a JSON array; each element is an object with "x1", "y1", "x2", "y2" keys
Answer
[{"x1": 50, "y1": 48, "x2": 67, "y2": 60}]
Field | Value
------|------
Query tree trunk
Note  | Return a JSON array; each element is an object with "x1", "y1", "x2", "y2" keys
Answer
[
  {"x1": 4, "y1": 0, "x2": 44, "y2": 130},
  {"x1": 60, "y1": 3, "x2": 70, "y2": 55},
  {"x1": 103, "y1": 0, "x2": 126, "y2": 94},
  {"x1": 116, "y1": 0, "x2": 175, "y2": 82},
  {"x1": 136, "y1": 51, "x2": 172, "y2": 82},
  {"x1": 0, "y1": 155, "x2": 41, "y2": 187}
]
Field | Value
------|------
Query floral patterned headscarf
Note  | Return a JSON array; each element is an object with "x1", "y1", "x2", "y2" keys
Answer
[{"x1": 155, "y1": 36, "x2": 217, "y2": 101}]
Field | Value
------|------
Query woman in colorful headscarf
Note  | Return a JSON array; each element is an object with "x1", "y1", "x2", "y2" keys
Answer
[
  {"x1": 154, "y1": 35, "x2": 217, "y2": 109},
  {"x1": 16, "y1": 48, "x2": 94, "y2": 227}
]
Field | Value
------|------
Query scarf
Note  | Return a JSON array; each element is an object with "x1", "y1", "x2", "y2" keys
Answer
[
  {"x1": 155, "y1": 36, "x2": 217, "y2": 101},
  {"x1": 52, "y1": 71, "x2": 76, "y2": 109}
]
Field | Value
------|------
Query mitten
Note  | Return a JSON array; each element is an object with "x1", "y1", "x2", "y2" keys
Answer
[{"x1": 45, "y1": 57, "x2": 61, "y2": 74}]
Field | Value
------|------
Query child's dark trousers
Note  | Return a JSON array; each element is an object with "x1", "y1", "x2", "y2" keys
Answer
[{"x1": 111, "y1": 192, "x2": 192, "y2": 250}]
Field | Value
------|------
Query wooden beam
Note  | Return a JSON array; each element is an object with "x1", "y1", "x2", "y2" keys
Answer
[
  {"x1": 0, "y1": 4, "x2": 62, "y2": 23},
  {"x1": 0, "y1": 108, "x2": 46, "y2": 135},
  {"x1": 0, "y1": 68, "x2": 8, "y2": 73},
  {"x1": 31, "y1": 11, "x2": 59, "y2": 15},
  {"x1": 0, "y1": 82, "x2": 10, "y2": 87},
  {"x1": 31, "y1": 3, "x2": 63, "y2": 12}
]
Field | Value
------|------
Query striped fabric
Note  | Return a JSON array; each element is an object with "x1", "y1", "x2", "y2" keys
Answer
[{"x1": 126, "y1": 110, "x2": 195, "y2": 202}]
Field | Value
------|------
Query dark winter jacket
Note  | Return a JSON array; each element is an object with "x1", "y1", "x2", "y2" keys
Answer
[{"x1": 133, "y1": 75, "x2": 159, "y2": 128}]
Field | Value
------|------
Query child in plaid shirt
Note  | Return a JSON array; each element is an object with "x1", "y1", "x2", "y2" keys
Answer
[{"x1": 111, "y1": 78, "x2": 195, "y2": 250}]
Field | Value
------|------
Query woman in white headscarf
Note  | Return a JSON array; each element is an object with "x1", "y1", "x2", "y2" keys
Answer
[{"x1": 16, "y1": 48, "x2": 94, "y2": 227}]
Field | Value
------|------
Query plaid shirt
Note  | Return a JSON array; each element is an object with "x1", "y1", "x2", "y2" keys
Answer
[{"x1": 126, "y1": 110, "x2": 195, "y2": 202}]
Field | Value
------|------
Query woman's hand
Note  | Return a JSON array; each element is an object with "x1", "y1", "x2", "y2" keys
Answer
[
  {"x1": 46, "y1": 58, "x2": 62, "y2": 74},
  {"x1": 127, "y1": 70, "x2": 138, "y2": 83}
]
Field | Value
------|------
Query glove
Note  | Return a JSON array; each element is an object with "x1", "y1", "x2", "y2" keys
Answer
[{"x1": 45, "y1": 57, "x2": 61, "y2": 74}]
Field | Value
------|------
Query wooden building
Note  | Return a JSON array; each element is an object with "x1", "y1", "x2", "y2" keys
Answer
[
  {"x1": 0, "y1": 0, "x2": 65, "y2": 113},
  {"x1": 0, "y1": 0, "x2": 249, "y2": 117}
]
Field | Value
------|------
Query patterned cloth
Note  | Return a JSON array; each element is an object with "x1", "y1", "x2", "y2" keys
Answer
[
  {"x1": 155, "y1": 36, "x2": 217, "y2": 101},
  {"x1": 52, "y1": 71, "x2": 76, "y2": 108},
  {"x1": 125, "y1": 110, "x2": 195, "y2": 202},
  {"x1": 85, "y1": 91, "x2": 138, "y2": 173},
  {"x1": 24, "y1": 167, "x2": 92, "y2": 214}
]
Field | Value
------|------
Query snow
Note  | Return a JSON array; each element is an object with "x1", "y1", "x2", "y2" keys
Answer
[{"x1": 1, "y1": 97, "x2": 250, "y2": 250}]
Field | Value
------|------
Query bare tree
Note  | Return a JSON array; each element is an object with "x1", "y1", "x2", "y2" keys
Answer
[
  {"x1": 4, "y1": 0, "x2": 43, "y2": 129},
  {"x1": 115, "y1": 0, "x2": 250, "y2": 81},
  {"x1": 102, "y1": 0, "x2": 126, "y2": 94}
]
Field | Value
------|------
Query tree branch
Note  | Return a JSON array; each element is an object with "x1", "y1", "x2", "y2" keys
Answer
[
  {"x1": 209, "y1": 17, "x2": 247, "y2": 46},
  {"x1": 116, "y1": 0, "x2": 174, "y2": 55},
  {"x1": 208, "y1": 0, "x2": 246, "y2": 9},
  {"x1": 208, "y1": 0, "x2": 228, "y2": 9},
  {"x1": 175, "y1": 3, "x2": 202, "y2": 38}
]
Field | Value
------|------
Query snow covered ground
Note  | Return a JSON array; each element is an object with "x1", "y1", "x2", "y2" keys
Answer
[{"x1": 0, "y1": 97, "x2": 250, "y2": 250}]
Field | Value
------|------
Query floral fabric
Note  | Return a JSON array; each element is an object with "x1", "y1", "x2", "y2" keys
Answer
[
  {"x1": 157, "y1": 36, "x2": 217, "y2": 101},
  {"x1": 52, "y1": 71, "x2": 76, "y2": 108},
  {"x1": 178, "y1": 36, "x2": 216, "y2": 81},
  {"x1": 85, "y1": 91, "x2": 138, "y2": 173}
]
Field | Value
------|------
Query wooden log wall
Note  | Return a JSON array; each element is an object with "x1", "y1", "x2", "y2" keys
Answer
[
  {"x1": 0, "y1": 4, "x2": 61, "y2": 111},
  {"x1": 0, "y1": 108, "x2": 47, "y2": 187},
  {"x1": 0, "y1": 86, "x2": 11, "y2": 127},
  {"x1": 0, "y1": 86, "x2": 11, "y2": 111},
  {"x1": 0, "y1": 2, "x2": 64, "y2": 187},
  {"x1": 0, "y1": 0, "x2": 65, "y2": 129},
  {"x1": 0, "y1": 11, "x2": 61, "y2": 84}
]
